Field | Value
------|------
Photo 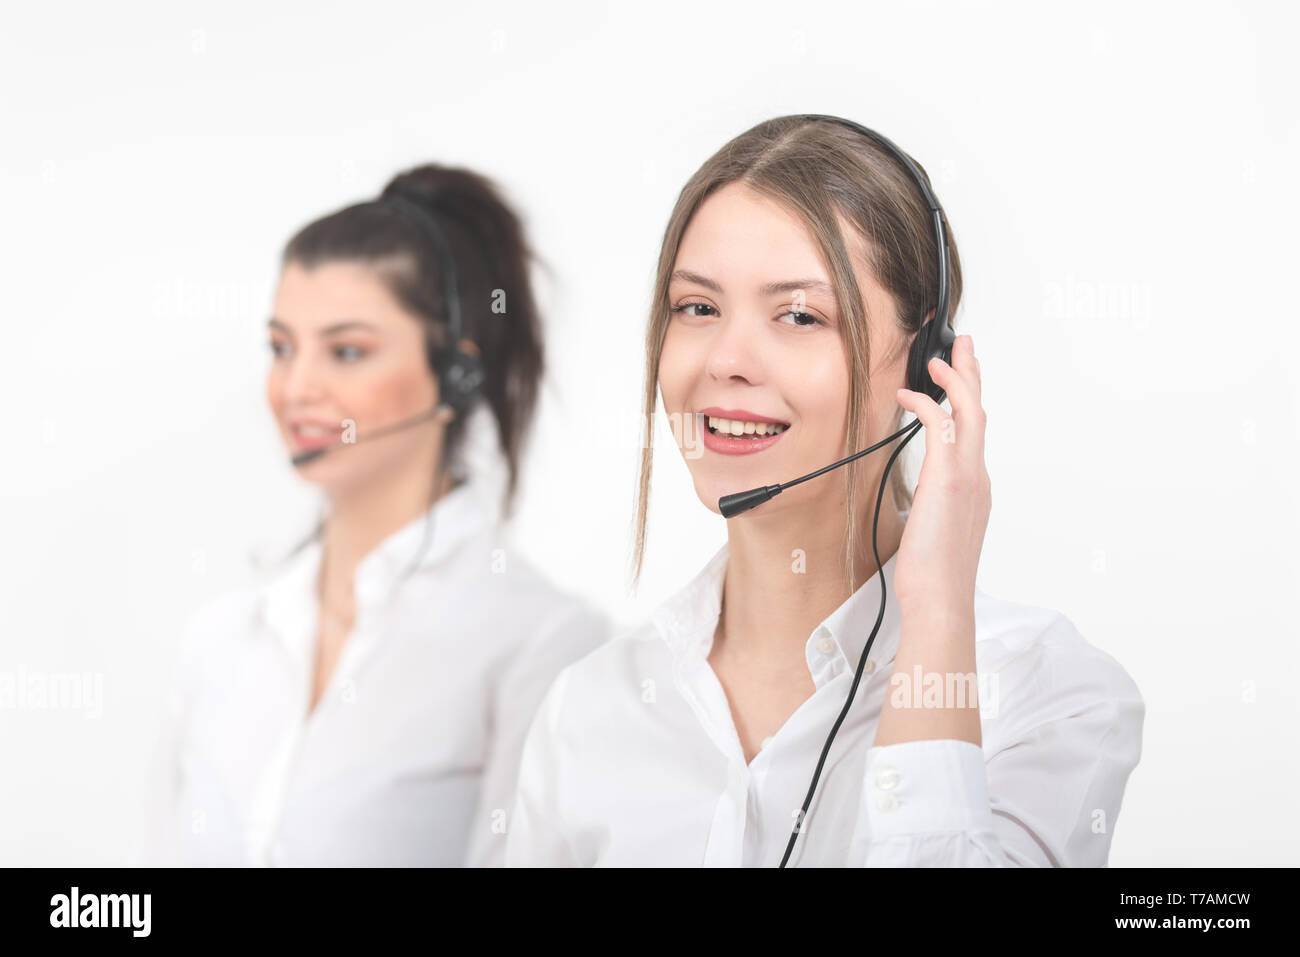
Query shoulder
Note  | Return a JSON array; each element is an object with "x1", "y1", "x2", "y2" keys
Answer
[
  {"x1": 160, "y1": 584, "x2": 264, "y2": 698},
  {"x1": 178, "y1": 585, "x2": 260, "y2": 656},
  {"x1": 528, "y1": 618, "x2": 669, "y2": 722},
  {"x1": 972, "y1": 587, "x2": 1145, "y2": 730},
  {"x1": 445, "y1": 531, "x2": 614, "y2": 659},
  {"x1": 185, "y1": 585, "x2": 261, "y2": 629}
]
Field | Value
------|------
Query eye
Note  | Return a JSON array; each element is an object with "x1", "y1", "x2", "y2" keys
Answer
[
  {"x1": 333, "y1": 345, "x2": 367, "y2": 362},
  {"x1": 776, "y1": 310, "x2": 825, "y2": 328},
  {"x1": 670, "y1": 302, "x2": 718, "y2": 318},
  {"x1": 269, "y1": 339, "x2": 291, "y2": 359}
]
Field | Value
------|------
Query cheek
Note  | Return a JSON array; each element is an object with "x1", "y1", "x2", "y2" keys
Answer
[
  {"x1": 798, "y1": 351, "x2": 851, "y2": 443},
  {"x1": 348, "y1": 359, "x2": 435, "y2": 421},
  {"x1": 657, "y1": 329, "x2": 695, "y2": 411},
  {"x1": 265, "y1": 368, "x2": 284, "y2": 417}
]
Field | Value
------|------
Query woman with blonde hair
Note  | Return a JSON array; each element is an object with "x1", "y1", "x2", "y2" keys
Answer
[{"x1": 506, "y1": 115, "x2": 1143, "y2": 867}]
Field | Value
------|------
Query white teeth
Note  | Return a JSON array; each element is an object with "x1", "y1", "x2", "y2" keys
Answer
[
  {"x1": 705, "y1": 415, "x2": 788, "y2": 437},
  {"x1": 296, "y1": 424, "x2": 334, "y2": 437}
]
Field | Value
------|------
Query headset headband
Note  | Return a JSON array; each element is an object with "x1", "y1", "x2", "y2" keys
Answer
[
  {"x1": 794, "y1": 114, "x2": 954, "y2": 394},
  {"x1": 380, "y1": 186, "x2": 466, "y2": 352}
]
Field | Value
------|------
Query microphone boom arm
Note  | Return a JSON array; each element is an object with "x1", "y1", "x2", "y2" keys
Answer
[{"x1": 717, "y1": 417, "x2": 922, "y2": 518}]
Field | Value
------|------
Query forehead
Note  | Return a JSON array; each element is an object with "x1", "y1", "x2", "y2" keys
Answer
[
  {"x1": 273, "y1": 260, "x2": 415, "y2": 328},
  {"x1": 673, "y1": 181, "x2": 872, "y2": 293}
]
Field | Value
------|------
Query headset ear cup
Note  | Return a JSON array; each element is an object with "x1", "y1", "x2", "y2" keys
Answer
[
  {"x1": 906, "y1": 319, "x2": 955, "y2": 406},
  {"x1": 455, "y1": 353, "x2": 486, "y2": 412},
  {"x1": 437, "y1": 353, "x2": 487, "y2": 416}
]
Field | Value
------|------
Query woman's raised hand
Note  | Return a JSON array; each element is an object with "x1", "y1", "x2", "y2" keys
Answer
[{"x1": 892, "y1": 334, "x2": 991, "y2": 616}]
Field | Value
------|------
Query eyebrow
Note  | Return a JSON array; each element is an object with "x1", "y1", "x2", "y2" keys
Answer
[
  {"x1": 670, "y1": 270, "x2": 834, "y2": 297},
  {"x1": 267, "y1": 318, "x2": 379, "y2": 335}
]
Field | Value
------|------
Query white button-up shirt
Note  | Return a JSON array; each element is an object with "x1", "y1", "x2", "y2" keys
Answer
[
  {"x1": 506, "y1": 540, "x2": 1144, "y2": 866},
  {"x1": 135, "y1": 479, "x2": 610, "y2": 867}
]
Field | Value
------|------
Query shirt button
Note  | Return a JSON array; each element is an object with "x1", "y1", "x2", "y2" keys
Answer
[
  {"x1": 876, "y1": 767, "x2": 900, "y2": 790},
  {"x1": 863, "y1": 659, "x2": 876, "y2": 675},
  {"x1": 877, "y1": 793, "x2": 899, "y2": 813},
  {"x1": 816, "y1": 637, "x2": 836, "y2": 656}
]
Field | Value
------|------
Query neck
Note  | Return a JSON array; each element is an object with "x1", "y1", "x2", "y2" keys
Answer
[
  {"x1": 717, "y1": 470, "x2": 905, "y2": 662},
  {"x1": 317, "y1": 464, "x2": 458, "y2": 613}
]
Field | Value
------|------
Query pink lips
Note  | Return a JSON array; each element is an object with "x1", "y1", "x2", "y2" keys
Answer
[
  {"x1": 288, "y1": 419, "x2": 343, "y2": 452},
  {"x1": 697, "y1": 406, "x2": 790, "y2": 426},
  {"x1": 696, "y1": 408, "x2": 791, "y2": 456}
]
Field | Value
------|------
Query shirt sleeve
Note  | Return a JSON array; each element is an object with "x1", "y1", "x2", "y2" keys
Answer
[
  {"x1": 851, "y1": 615, "x2": 1145, "y2": 867},
  {"x1": 464, "y1": 602, "x2": 610, "y2": 867},
  {"x1": 502, "y1": 665, "x2": 585, "y2": 867},
  {"x1": 129, "y1": 603, "x2": 210, "y2": 866}
]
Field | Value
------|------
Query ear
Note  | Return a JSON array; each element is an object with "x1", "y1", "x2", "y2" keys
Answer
[{"x1": 435, "y1": 405, "x2": 456, "y2": 424}]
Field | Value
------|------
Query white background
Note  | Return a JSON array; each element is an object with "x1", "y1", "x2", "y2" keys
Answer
[{"x1": 1, "y1": 0, "x2": 1296, "y2": 866}]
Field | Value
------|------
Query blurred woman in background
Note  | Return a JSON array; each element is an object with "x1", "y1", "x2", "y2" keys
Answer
[{"x1": 139, "y1": 164, "x2": 608, "y2": 866}]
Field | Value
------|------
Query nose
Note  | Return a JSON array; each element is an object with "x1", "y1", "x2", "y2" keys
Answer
[{"x1": 704, "y1": 313, "x2": 764, "y2": 386}]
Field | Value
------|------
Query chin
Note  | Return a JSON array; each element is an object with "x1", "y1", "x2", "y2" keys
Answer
[
  {"x1": 290, "y1": 456, "x2": 361, "y2": 490},
  {"x1": 698, "y1": 494, "x2": 724, "y2": 517},
  {"x1": 688, "y1": 475, "x2": 722, "y2": 516},
  {"x1": 695, "y1": 472, "x2": 761, "y2": 518},
  {"x1": 291, "y1": 461, "x2": 342, "y2": 489}
]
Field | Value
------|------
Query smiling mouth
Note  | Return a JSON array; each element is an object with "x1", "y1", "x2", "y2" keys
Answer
[
  {"x1": 289, "y1": 423, "x2": 343, "y2": 448},
  {"x1": 703, "y1": 414, "x2": 790, "y2": 439}
]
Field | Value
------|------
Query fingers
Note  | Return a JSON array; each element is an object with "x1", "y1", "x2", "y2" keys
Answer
[
  {"x1": 899, "y1": 334, "x2": 986, "y2": 457},
  {"x1": 930, "y1": 336, "x2": 985, "y2": 453},
  {"x1": 928, "y1": 335, "x2": 980, "y2": 416},
  {"x1": 896, "y1": 385, "x2": 954, "y2": 450},
  {"x1": 951, "y1": 333, "x2": 981, "y2": 398}
]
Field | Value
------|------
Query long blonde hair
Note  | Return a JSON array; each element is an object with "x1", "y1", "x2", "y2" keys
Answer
[{"x1": 631, "y1": 117, "x2": 964, "y2": 590}]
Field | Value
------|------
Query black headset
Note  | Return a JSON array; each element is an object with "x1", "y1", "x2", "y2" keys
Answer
[
  {"x1": 718, "y1": 117, "x2": 957, "y2": 519},
  {"x1": 805, "y1": 114, "x2": 955, "y2": 403},
  {"x1": 288, "y1": 188, "x2": 487, "y2": 470},
  {"x1": 715, "y1": 115, "x2": 960, "y2": 866},
  {"x1": 381, "y1": 185, "x2": 488, "y2": 417}
]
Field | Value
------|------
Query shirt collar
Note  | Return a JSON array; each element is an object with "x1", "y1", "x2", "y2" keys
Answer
[
  {"x1": 257, "y1": 479, "x2": 498, "y2": 653},
  {"x1": 652, "y1": 542, "x2": 730, "y2": 663},
  {"x1": 652, "y1": 537, "x2": 903, "y2": 689},
  {"x1": 352, "y1": 478, "x2": 497, "y2": 591},
  {"x1": 808, "y1": 548, "x2": 902, "y2": 687}
]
